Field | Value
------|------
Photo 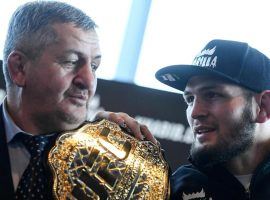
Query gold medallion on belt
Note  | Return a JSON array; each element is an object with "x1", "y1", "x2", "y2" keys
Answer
[{"x1": 48, "y1": 119, "x2": 170, "y2": 199}]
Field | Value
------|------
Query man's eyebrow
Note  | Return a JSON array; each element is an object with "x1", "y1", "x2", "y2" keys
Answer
[
  {"x1": 57, "y1": 50, "x2": 81, "y2": 59},
  {"x1": 200, "y1": 85, "x2": 220, "y2": 91},
  {"x1": 183, "y1": 85, "x2": 221, "y2": 96},
  {"x1": 62, "y1": 49, "x2": 79, "y2": 54},
  {"x1": 62, "y1": 50, "x2": 102, "y2": 60},
  {"x1": 183, "y1": 91, "x2": 191, "y2": 96},
  {"x1": 93, "y1": 55, "x2": 101, "y2": 60}
]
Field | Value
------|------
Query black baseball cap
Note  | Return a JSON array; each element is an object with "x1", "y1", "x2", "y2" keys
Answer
[{"x1": 155, "y1": 39, "x2": 270, "y2": 92}]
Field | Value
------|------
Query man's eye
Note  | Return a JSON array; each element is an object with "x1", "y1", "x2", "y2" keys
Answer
[
  {"x1": 184, "y1": 96, "x2": 194, "y2": 105},
  {"x1": 205, "y1": 92, "x2": 222, "y2": 99},
  {"x1": 62, "y1": 60, "x2": 78, "y2": 66},
  {"x1": 59, "y1": 60, "x2": 79, "y2": 69},
  {"x1": 91, "y1": 63, "x2": 98, "y2": 72}
]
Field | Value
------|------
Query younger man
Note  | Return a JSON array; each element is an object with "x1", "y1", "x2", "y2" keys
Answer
[{"x1": 156, "y1": 39, "x2": 270, "y2": 200}]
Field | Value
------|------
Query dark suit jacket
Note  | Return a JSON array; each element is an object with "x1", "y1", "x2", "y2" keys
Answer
[{"x1": 0, "y1": 104, "x2": 14, "y2": 199}]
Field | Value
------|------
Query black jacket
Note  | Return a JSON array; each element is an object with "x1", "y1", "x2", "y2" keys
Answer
[
  {"x1": 170, "y1": 156, "x2": 270, "y2": 200},
  {"x1": 0, "y1": 104, "x2": 57, "y2": 199},
  {"x1": 0, "y1": 104, "x2": 14, "y2": 199}
]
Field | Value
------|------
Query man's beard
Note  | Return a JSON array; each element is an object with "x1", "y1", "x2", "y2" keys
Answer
[{"x1": 190, "y1": 101, "x2": 255, "y2": 168}]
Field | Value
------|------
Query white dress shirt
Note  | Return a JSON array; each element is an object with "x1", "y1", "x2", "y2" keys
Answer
[{"x1": 2, "y1": 99, "x2": 31, "y2": 190}]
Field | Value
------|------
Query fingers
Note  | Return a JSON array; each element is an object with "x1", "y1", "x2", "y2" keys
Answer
[
  {"x1": 119, "y1": 113, "x2": 142, "y2": 139},
  {"x1": 95, "y1": 111, "x2": 125, "y2": 124},
  {"x1": 140, "y1": 124, "x2": 158, "y2": 145},
  {"x1": 93, "y1": 111, "x2": 158, "y2": 145}
]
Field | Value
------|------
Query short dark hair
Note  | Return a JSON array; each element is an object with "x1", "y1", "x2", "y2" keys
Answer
[{"x1": 3, "y1": 1, "x2": 96, "y2": 88}]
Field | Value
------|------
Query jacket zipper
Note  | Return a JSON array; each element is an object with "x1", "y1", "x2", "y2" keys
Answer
[{"x1": 245, "y1": 187, "x2": 250, "y2": 199}]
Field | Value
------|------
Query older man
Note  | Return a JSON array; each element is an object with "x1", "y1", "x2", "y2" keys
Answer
[{"x1": 1, "y1": 1, "x2": 158, "y2": 199}]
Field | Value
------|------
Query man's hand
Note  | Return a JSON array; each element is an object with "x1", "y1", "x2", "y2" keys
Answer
[{"x1": 94, "y1": 111, "x2": 158, "y2": 145}]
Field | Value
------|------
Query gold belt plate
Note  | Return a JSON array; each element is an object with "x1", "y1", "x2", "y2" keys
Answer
[{"x1": 48, "y1": 119, "x2": 170, "y2": 199}]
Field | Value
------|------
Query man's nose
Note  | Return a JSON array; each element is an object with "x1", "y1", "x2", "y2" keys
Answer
[
  {"x1": 73, "y1": 63, "x2": 96, "y2": 90},
  {"x1": 189, "y1": 98, "x2": 208, "y2": 120}
]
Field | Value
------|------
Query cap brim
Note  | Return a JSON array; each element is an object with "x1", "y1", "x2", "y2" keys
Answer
[{"x1": 155, "y1": 65, "x2": 232, "y2": 91}]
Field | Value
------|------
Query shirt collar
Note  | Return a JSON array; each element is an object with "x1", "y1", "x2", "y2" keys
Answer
[{"x1": 2, "y1": 98, "x2": 24, "y2": 143}]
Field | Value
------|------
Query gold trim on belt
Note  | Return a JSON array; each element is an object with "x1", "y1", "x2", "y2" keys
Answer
[{"x1": 48, "y1": 119, "x2": 170, "y2": 199}]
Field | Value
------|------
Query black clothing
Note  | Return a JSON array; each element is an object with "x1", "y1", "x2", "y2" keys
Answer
[
  {"x1": 171, "y1": 156, "x2": 270, "y2": 200},
  {"x1": 0, "y1": 105, "x2": 13, "y2": 199},
  {"x1": 0, "y1": 104, "x2": 57, "y2": 199}
]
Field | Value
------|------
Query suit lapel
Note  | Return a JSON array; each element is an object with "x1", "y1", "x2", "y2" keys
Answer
[{"x1": 0, "y1": 104, "x2": 14, "y2": 199}]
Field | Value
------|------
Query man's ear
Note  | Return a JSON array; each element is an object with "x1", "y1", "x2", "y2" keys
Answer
[
  {"x1": 7, "y1": 50, "x2": 28, "y2": 87},
  {"x1": 255, "y1": 90, "x2": 270, "y2": 123}
]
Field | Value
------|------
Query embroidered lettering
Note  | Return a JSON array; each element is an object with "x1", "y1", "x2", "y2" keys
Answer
[{"x1": 182, "y1": 188, "x2": 213, "y2": 200}]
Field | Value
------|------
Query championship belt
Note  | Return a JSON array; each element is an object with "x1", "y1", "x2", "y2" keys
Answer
[{"x1": 48, "y1": 119, "x2": 170, "y2": 199}]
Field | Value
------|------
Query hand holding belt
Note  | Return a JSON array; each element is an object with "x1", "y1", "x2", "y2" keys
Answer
[{"x1": 48, "y1": 119, "x2": 170, "y2": 199}]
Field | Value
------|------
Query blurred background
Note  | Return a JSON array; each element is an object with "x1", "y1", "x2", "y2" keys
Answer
[{"x1": 0, "y1": 0, "x2": 269, "y2": 172}]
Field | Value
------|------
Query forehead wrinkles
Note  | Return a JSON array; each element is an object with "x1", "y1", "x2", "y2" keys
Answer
[
  {"x1": 56, "y1": 32, "x2": 97, "y2": 47},
  {"x1": 70, "y1": 29, "x2": 99, "y2": 46},
  {"x1": 52, "y1": 23, "x2": 98, "y2": 42},
  {"x1": 51, "y1": 25, "x2": 100, "y2": 58}
]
